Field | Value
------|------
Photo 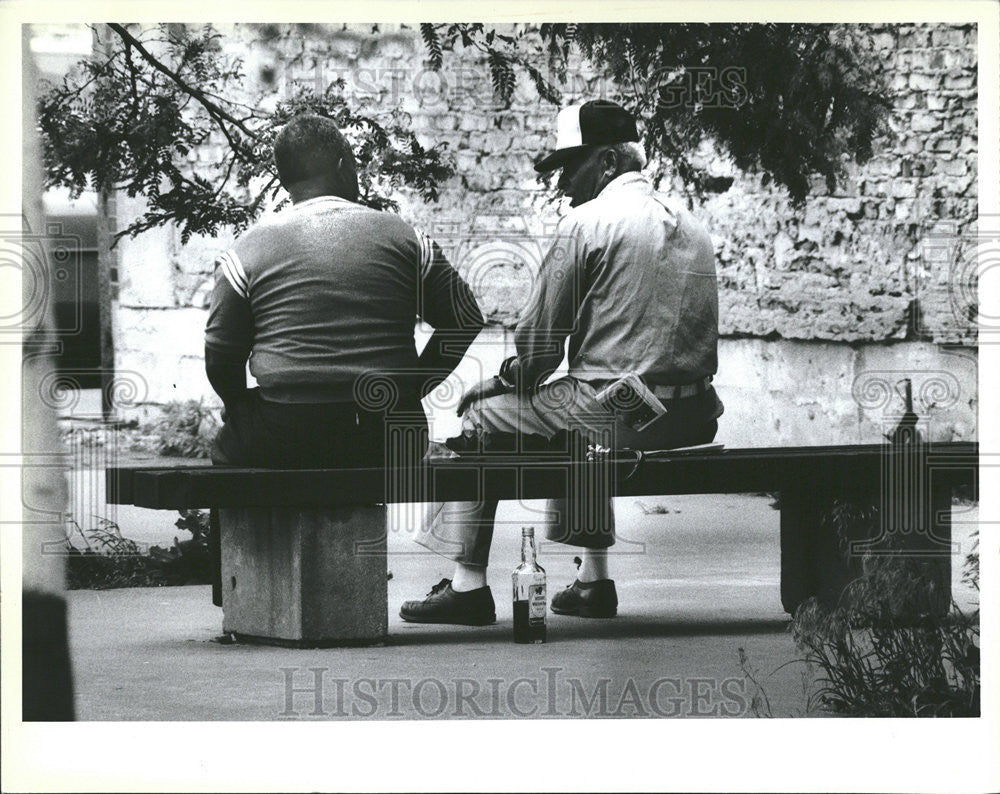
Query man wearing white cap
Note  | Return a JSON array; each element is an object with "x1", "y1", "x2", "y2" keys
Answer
[{"x1": 401, "y1": 99, "x2": 724, "y2": 626}]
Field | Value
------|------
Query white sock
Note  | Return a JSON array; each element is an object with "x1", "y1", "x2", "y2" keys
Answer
[
  {"x1": 577, "y1": 550, "x2": 610, "y2": 583},
  {"x1": 451, "y1": 562, "x2": 487, "y2": 592}
]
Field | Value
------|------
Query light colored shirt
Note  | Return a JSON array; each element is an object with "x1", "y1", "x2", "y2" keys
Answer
[
  {"x1": 205, "y1": 195, "x2": 482, "y2": 402},
  {"x1": 515, "y1": 171, "x2": 719, "y2": 388}
]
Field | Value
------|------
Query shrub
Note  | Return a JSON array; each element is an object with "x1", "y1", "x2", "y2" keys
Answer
[
  {"x1": 147, "y1": 399, "x2": 220, "y2": 458},
  {"x1": 65, "y1": 510, "x2": 213, "y2": 589},
  {"x1": 740, "y1": 512, "x2": 979, "y2": 718},
  {"x1": 790, "y1": 500, "x2": 979, "y2": 716},
  {"x1": 146, "y1": 509, "x2": 213, "y2": 585},
  {"x1": 791, "y1": 584, "x2": 979, "y2": 715},
  {"x1": 65, "y1": 517, "x2": 152, "y2": 589}
]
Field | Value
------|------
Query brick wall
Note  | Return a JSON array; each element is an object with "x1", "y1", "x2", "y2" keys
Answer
[{"x1": 110, "y1": 23, "x2": 978, "y2": 442}]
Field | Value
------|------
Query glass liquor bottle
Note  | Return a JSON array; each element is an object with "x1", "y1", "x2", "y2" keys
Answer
[{"x1": 512, "y1": 527, "x2": 546, "y2": 643}]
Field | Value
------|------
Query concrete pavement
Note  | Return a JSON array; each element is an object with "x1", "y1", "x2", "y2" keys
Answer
[{"x1": 66, "y1": 494, "x2": 978, "y2": 720}]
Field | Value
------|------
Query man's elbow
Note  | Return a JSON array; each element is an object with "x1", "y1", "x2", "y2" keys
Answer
[
  {"x1": 460, "y1": 297, "x2": 486, "y2": 334},
  {"x1": 204, "y1": 346, "x2": 247, "y2": 396},
  {"x1": 516, "y1": 354, "x2": 562, "y2": 391},
  {"x1": 205, "y1": 345, "x2": 244, "y2": 371},
  {"x1": 446, "y1": 299, "x2": 486, "y2": 351},
  {"x1": 464, "y1": 311, "x2": 486, "y2": 345},
  {"x1": 446, "y1": 282, "x2": 484, "y2": 331}
]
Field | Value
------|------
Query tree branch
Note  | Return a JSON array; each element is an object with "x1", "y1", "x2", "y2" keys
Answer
[
  {"x1": 45, "y1": 51, "x2": 122, "y2": 108},
  {"x1": 106, "y1": 23, "x2": 256, "y2": 157}
]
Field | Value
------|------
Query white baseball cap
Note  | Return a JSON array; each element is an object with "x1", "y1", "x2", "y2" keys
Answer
[{"x1": 534, "y1": 99, "x2": 640, "y2": 173}]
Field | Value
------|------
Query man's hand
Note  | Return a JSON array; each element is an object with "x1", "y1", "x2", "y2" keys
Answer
[{"x1": 457, "y1": 376, "x2": 509, "y2": 416}]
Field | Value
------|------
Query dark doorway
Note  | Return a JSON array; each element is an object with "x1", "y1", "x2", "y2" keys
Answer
[{"x1": 47, "y1": 211, "x2": 103, "y2": 389}]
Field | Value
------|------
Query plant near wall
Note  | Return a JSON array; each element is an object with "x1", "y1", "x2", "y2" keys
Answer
[
  {"x1": 791, "y1": 558, "x2": 979, "y2": 716},
  {"x1": 740, "y1": 513, "x2": 979, "y2": 718},
  {"x1": 65, "y1": 516, "x2": 151, "y2": 589},
  {"x1": 146, "y1": 510, "x2": 213, "y2": 585},
  {"x1": 37, "y1": 23, "x2": 454, "y2": 243},
  {"x1": 419, "y1": 23, "x2": 892, "y2": 204},
  {"x1": 144, "y1": 399, "x2": 220, "y2": 459},
  {"x1": 65, "y1": 511, "x2": 213, "y2": 589}
]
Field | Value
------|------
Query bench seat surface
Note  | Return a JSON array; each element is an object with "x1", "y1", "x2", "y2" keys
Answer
[{"x1": 107, "y1": 442, "x2": 978, "y2": 509}]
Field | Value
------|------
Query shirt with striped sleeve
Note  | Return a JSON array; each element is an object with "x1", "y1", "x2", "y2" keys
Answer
[{"x1": 205, "y1": 194, "x2": 482, "y2": 403}]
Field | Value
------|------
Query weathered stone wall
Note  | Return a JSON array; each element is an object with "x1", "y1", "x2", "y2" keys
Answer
[
  {"x1": 110, "y1": 23, "x2": 978, "y2": 443},
  {"x1": 432, "y1": 329, "x2": 978, "y2": 446},
  {"x1": 708, "y1": 24, "x2": 977, "y2": 345}
]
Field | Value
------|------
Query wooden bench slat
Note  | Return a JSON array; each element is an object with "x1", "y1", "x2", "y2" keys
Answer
[{"x1": 106, "y1": 442, "x2": 978, "y2": 509}]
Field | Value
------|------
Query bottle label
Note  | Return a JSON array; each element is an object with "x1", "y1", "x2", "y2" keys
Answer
[{"x1": 528, "y1": 583, "x2": 546, "y2": 624}]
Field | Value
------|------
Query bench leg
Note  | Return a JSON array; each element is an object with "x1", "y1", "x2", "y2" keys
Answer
[
  {"x1": 219, "y1": 504, "x2": 387, "y2": 647},
  {"x1": 779, "y1": 486, "x2": 817, "y2": 615},
  {"x1": 781, "y1": 479, "x2": 879, "y2": 614},
  {"x1": 780, "y1": 477, "x2": 953, "y2": 616},
  {"x1": 210, "y1": 508, "x2": 222, "y2": 608}
]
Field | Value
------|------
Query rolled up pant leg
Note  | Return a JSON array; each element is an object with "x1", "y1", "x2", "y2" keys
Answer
[
  {"x1": 412, "y1": 499, "x2": 499, "y2": 566},
  {"x1": 529, "y1": 380, "x2": 618, "y2": 550},
  {"x1": 414, "y1": 482, "x2": 615, "y2": 562},
  {"x1": 542, "y1": 494, "x2": 617, "y2": 549},
  {"x1": 414, "y1": 380, "x2": 619, "y2": 562},
  {"x1": 413, "y1": 391, "x2": 556, "y2": 565}
]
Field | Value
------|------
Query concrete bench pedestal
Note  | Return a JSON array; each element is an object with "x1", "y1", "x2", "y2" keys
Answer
[{"x1": 219, "y1": 505, "x2": 387, "y2": 647}]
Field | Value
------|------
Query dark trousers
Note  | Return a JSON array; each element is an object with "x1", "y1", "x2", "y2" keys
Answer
[{"x1": 211, "y1": 387, "x2": 428, "y2": 469}]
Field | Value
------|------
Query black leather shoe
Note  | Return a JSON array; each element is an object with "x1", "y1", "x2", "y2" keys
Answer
[
  {"x1": 550, "y1": 579, "x2": 618, "y2": 618},
  {"x1": 400, "y1": 579, "x2": 497, "y2": 626}
]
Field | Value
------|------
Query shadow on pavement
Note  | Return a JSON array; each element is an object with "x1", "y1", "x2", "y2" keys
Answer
[{"x1": 386, "y1": 615, "x2": 791, "y2": 646}]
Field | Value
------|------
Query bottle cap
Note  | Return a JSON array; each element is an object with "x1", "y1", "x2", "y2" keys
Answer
[{"x1": 522, "y1": 526, "x2": 535, "y2": 537}]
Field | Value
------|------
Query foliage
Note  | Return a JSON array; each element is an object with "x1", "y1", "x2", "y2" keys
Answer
[
  {"x1": 792, "y1": 592, "x2": 979, "y2": 717},
  {"x1": 961, "y1": 529, "x2": 979, "y2": 593},
  {"x1": 38, "y1": 23, "x2": 454, "y2": 243},
  {"x1": 146, "y1": 399, "x2": 220, "y2": 458},
  {"x1": 37, "y1": 22, "x2": 893, "y2": 239},
  {"x1": 740, "y1": 504, "x2": 979, "y2": 718},
  {"x1": 65, "y1": 516, "x2": 152, "y2": 589},
  {"x1": 419, "y1": 23, "x2": 561, "y2": 106},
  {"x1": 65, "y1": 510, "x2": 213, "y2": 589},
  {"x1": 420, "y1": 23, "x2": 892, "y2": 203},
  {"x1": 146, "y1": 509, "x2": 214, "y2": 585}
]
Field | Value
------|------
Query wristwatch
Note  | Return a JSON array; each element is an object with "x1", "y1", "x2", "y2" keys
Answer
[{"x1": 497, "y1": 355, "x2": 519, "y2": 389}]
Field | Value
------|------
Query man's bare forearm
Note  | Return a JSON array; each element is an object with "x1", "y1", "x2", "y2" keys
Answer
[{"x1": 417, "y1": 327, "x2": 483, "y2": 398}]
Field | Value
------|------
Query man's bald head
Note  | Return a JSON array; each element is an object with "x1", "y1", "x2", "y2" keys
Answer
[{"x1": 273, "y1": 115, "x2": 359, "y2": 203}]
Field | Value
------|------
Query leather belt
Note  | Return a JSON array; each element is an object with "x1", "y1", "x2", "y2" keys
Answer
[
  {"x1": 584, "y1": 375, "x2": 713, "y2": 401},
  {"x1": 649, "y1": 376, "x2": 713, "y2": 401}
]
